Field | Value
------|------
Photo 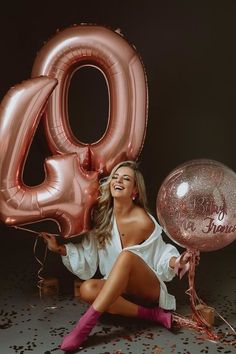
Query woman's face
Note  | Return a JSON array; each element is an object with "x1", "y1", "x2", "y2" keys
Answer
[{"x1": 110, "y1": 166, "x2": 137, "y2": 200}]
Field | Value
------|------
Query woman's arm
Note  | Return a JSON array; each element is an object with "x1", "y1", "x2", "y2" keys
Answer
[
  {"x1": 168, "y1": 254, "x2": 191, "y2": 269},
  {"x1": 169, "y1": 251, "x2": 200, "y2": 278},
  {"x1": 41, "y1": 232, "x2": 99, "y2": 280},
  {"x1": 153, "y1": 238, "x2": 180, "y2": 282},
  {"x1": 41, "y1": 233, "x2": 67, "y2": 256},
  {"x1": 169, "y1": 256, "x2": 177, "y2": 269}
]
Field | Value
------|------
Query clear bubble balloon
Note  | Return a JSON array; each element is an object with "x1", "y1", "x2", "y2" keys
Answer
[{"x1": 156, "y1": 159, "x2": 236, "y2": 252}]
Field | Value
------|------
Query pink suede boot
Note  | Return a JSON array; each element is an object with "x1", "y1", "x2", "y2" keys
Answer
[
  {"x1": 60, "y1": 305, "x2": 102, "y2": 351},
  {"x1": 138, "y1": 305, "x2": 172, "y2": 329}
]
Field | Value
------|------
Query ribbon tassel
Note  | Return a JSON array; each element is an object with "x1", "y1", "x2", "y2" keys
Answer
[{"x1": 173, "y1": 248, "x2": 236, "y2": 345}]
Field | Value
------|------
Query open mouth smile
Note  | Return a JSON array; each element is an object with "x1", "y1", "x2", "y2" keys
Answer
[{"x1": 114, "y1": 185, "x2": 124, "y2": 190}]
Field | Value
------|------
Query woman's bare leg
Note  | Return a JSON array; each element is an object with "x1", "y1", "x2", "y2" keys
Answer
[
  {"x1": 60, "y1": 251, "x2": 167, "y2": 351},
  {"x1": 80, "y1": 278, "x2": 139, "y2": 316},
  {"x1": 90, "y1": 251, "x2": 160, "y2": 313}
]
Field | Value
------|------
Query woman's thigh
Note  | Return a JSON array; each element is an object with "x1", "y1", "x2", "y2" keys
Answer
[{"x1": 114, "y1": 250, "x2": 160, "y2": 303}]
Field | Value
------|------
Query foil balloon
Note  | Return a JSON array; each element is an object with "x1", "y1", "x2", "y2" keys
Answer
[
  {"x1": 0, "y1": 76, "x2": 99, "y2": 237},
  {"x1": 31, "y1": 24, "x2": 148, "y2": 174},
  {"x1": 156, "y1": 159, "x2": 236, "y2": 252}
]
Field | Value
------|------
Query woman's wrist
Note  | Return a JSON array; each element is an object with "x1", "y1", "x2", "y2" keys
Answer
[
  {"x1": 169, "y1": 256, "x2": 177, "y2": 269},
  {"x1": 57, "y1": 245, "x2": 67, "y2": 256}
]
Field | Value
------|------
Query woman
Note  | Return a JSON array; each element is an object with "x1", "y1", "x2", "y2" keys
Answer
[{"x1": 42, "y1": 160, "x2": 187, "y2": 351}]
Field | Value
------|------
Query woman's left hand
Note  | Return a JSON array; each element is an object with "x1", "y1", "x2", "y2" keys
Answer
[{"x1": 173, "y1": 249, "x2": 200, "y2": 279}]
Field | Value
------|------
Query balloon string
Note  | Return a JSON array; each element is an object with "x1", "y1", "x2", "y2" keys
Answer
[
  {"x1": 174, "y1": 249, "x2": 236, "y2": 344},
  {"x1": 13, "y1": 225, "x2": 60, "y2": 237},
  {"x1": 187, "y1": 250, "x2": 219, "y2": 341},
  {"x1": 214, "y1": 309, "x2": 236, "y2": 335},
  {"x1": 172, "y1": 312, "x2": 214, "y2": 338},
  {"x1": 33, "y1": 234, "x2": 48, "y2": 298},
  {"x1": 9, "y1": 226, "x2": 60, "y2": 311},
  {"x1": 13, "y1": 226, "x2": 48, "y2": 297},
  {"x1": 13, "y1": 225, "x2": 60, "y2": 298},
  {"x1": 188, "y1": 250, "x2": 236, "y2": 337},
  {"x1": 13, "y1": 225, "x2": 42, "y2": 235}
]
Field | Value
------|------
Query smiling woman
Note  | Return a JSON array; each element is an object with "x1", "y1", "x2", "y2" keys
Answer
[
  {"x1": 41, "y1": 160, "x2": 192, "y2": 351},
  {"x1": 110, "y1": 167, "x2": 137, "y2": 199}
]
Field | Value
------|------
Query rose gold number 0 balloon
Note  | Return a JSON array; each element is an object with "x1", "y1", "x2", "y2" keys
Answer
[
  {"x1": 31, "y1": 25, "x2": 148, "y2": 173},
  {"x1": 0, "y1": 25, "x2": 148, "y2": 237}
]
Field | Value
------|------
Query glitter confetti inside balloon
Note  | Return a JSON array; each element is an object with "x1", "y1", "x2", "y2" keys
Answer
[{"x1": 156, "y1": 159, "x2": 236, "y2": 252}]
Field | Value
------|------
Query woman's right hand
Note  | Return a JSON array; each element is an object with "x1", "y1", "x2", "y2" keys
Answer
[{"x1": 41, "y1": 233, "x2": 66, "y2": 255}]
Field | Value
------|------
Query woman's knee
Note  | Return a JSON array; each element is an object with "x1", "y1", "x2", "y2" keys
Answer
[
  {"x1": 116, "y1": 250, "x2": 138, "y2": 269},
  {"x1": 79, "y1": 279, "x2": 104, "y2": 303}
]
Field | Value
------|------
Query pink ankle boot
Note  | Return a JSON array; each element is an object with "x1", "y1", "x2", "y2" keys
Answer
[
  {"x1": 60, "y1": 305, "x2": 101, "y2": 351},
  {"x1": 138, "y1": 305, "x2": 172, "y2": 329}
]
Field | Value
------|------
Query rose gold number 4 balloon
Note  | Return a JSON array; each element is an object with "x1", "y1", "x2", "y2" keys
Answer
[{"x1": 0, "y1": 25, "x2": 148, "y2": 238}]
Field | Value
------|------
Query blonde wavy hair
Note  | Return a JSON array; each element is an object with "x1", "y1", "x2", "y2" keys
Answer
[{"x1": 91, "y1": 160, "x2": 148, "y2": 248}]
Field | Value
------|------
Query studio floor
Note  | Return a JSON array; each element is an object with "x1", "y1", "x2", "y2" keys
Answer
[{"x1": 0, "y1": 235, "x2": 235, "y2": 354}]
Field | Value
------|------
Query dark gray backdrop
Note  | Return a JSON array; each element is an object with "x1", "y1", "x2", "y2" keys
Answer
[{"x1": 0, "y1": 0, "x2": 236, "y2": 267}]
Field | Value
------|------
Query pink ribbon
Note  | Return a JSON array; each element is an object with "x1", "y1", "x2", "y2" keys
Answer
[
  {"x1": 173, "y1": 247, "x2": 236, "y2": 344},
  {"x1": 174, "y1": 249, "x2": 199, "y2": 279}
]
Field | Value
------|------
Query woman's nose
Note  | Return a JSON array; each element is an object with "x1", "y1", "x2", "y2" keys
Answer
[{"x1": 117, "y1": 176, "x2": 123, "y2": 183}]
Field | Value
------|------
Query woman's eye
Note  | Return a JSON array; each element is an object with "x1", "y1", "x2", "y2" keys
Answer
[{"x1": 112, "y1": 175, "x2": 118, "y2": 179}]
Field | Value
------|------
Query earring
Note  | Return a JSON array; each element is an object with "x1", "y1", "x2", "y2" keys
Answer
[{"x1": 132, "y1": 193, "x2": 138, "y2": 201}]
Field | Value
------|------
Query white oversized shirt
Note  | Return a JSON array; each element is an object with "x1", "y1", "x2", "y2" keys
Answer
[{"x1": 62, "y1": 214, "x2": 180, "y2": 310}]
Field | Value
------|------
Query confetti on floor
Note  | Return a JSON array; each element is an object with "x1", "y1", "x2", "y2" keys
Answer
[{"x1": 0, "y1": 243, "x2": 235, "y2": 354}]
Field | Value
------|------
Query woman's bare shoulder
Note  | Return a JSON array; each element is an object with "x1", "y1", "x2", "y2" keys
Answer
[{"x1": 133, "y1": 207, "x2": 155, "y2": 232}]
